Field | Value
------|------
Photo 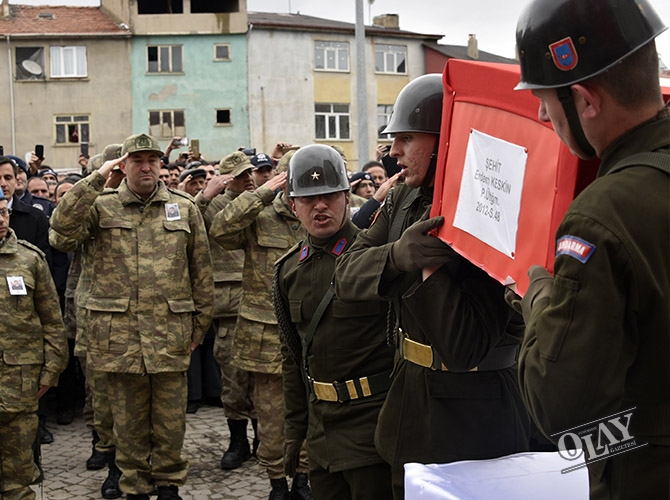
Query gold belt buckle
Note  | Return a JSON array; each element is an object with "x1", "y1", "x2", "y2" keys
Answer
[
  {"x1": 312, "y1": 381, "x2": 339, "y2": 402},
  {"x1": 402, "y1": 337, "x2": 434, "y2": 369}
]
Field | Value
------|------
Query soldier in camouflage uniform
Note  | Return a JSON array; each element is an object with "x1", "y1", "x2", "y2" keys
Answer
[
  {"x1": 210, "y1": 151, "x2": 311, "y2": 500},
  {"x1": 193, "y1": 153, "x2": 258, "y2": 470},
  {"x1": 273, "y1": 145, "x2": 394, "y2": 499},
  {"x1": 48, "y1": 134, "x2": 213, "y2": 500},
  {"x1": 0, "y1": 184, "x2": 68, "y2": 500},
  {"x1": 52, "y1": 148, "x2": 128, "y2": 499}
]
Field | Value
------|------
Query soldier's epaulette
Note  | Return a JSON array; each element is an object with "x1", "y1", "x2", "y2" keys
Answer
[
  {"x1": 167, "y1": 187, "x2": 196, "y2": 202},
  {"x1": 274, "y1": 241, "x2": 302, "y2": 269},
  {"x1": 17, "y1": 239, "x2": 46, "y2": 259}
]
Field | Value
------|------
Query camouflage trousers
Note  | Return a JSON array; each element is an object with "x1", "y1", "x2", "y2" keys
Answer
[
  {"x1": 107, "y1": 371, "x2": 188, "y2": 495},
  {"x1": 254, "y1": 372, "x2": 308, "y2": 479},
  {"x1": 212, "y1": 318, "x2": 256, "y2": 420},
  {"x1": 88, "y1": 370, "x2": 115, "y2": 453},
  {"x1": 78, "y1": 355, "x2": 94, "y2": 430},
  {"x1": 0, "y1": 412, "x2": 40, "y2": 500}
]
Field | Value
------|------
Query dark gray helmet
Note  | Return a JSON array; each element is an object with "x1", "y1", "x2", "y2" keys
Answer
[
  {"x1": 382, "y1": 74, "x2": 443, "y2": 135},
  {"x1": 288, "y1": 144, "x2": 350, "y2": 197},
  {"x1": 515, "y1": 0, "x2": 667, "y2": 90}
]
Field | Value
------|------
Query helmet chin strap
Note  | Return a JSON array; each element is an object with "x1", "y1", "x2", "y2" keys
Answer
[
  {"x1": 421, "y1": 136, "x2": 440, "y2": 190},
  {"x1": 556, "y1": 86, "x2": 596, "y2": 159}
]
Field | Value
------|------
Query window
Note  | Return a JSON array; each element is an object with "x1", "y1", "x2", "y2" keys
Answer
[
  {"x1": 377, "y1": 104, "x2": 394, "y2": 138},
  {"x1": 314, "y1": 41, "x2": 349, "y2": 72},
  {"x1": 149, "y1": 110, "x2": 185, "y2": 138},
  {"x1": 147, "y1": 45, "x2": 183, "y2": 73},
  {"x1": 50, "y1": 46, "x2": 87, "y2": 78},
  {"x1": 15, "y1": 47, "x2": 45, "y2": 80},
  {"x1": 214, "y1": 44, "x2": 230, "y2": 61},
  {"x1": 216, "y1": 109, "x2": 231, "y2": 125},
  {"x1": 374, "y1": 44, "x2": 407, "y2": 74},
  {"x1": 55, "y1": 115, "x2": 90, "y2": 144},
  {"x1": 138, "y1": 0, "x2": 183, "y2": 14},
  {"x1": 315, "y1": 104, "x2": 350, "y2": 140}
]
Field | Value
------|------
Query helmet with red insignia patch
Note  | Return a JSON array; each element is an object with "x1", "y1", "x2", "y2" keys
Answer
[
  {"x1": 288, "y1": 144, "x2": 350, "y2": 198},
  {"x1": 515, "y1": 0, "x2": 667, "y2": 90}
]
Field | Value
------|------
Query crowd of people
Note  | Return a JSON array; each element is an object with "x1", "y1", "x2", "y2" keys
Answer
[{"x1": 0, "y1": 1, "x2": 668, "y2": 499}]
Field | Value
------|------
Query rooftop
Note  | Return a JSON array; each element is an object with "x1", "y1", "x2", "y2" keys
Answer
[
  {"x1": 0, "y1": 5, "x2": 130, "y2": 37},
  {"x1": 248, "y1": 11, "x2": 443, "y2": 41}
]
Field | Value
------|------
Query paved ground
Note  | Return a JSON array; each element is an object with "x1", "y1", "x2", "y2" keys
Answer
[{"x1": 32, "y1": 404, "x2": 269, "y2": 500}]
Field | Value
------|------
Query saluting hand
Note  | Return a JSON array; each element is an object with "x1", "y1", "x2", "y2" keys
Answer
[{"x1": 99, "y1": 153, "x2": 128, "y2": 180}]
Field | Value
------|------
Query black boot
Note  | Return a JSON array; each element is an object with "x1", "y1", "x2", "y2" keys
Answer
[
  {"x1": 86, "y1": 430, "x2": 107, "y2": 470},
  {"x1": 157, "y1": 485, "x2": 182, "y2": 500},
  {"x1": 101, "y1": 452, "x2": 122, "y2": 499},
  {"x1": 290, "y1": 473, "x2": 312, "y2": 500},
  {"x1": 220, "y1": 419, "x2": 251, "y2": 470},
  {"x1": 251, "y1": 418, "x2": 260, "y2": 458},
  {"x1": 268, "y1": 478, "x2": 290, "y2": 500}
]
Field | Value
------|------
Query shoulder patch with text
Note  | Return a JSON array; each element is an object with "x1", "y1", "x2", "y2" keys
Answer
[{"x1": 556, "y1": 235, "x2": 596, "y2": 263}]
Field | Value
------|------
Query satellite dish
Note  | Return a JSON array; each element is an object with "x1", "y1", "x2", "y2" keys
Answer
[{"x1": 22, "y1": 60, "x2": 43, "y2": 76}]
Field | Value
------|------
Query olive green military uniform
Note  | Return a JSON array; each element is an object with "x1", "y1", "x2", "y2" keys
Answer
[
  {"x1": 49, "y1": 169, "x2": 214, "y2": 495},
  {"x1": 194, "y1": 190, "x2": 255, "y2": 420},
  {"x1": 334, "y1": 183, "x2": 530, "y2": 499},
  {"x1": 0, "y1": 229, "x2": 67, "y2": 500},
  {"x1": 519, "y1": 106, "x2": 670, "y2": 499},
  {"x1": 274, "y1": 218, "x2": 394, "y2": 499},
  {"x1": 210, "y1": 185, "x2": 306, "y2": 479}
]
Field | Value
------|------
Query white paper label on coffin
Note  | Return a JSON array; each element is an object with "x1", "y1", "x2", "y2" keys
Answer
[{"x1": 452, "y1": 129, "x2": 528, "y2": 258}]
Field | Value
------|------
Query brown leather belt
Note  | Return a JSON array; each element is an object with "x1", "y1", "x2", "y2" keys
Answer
[
  {"x1": 399, "y1": 329, "x2": 518, "y2": 372},
  {"x1": 307, "y1": 369, "x2": 393, "y2": 403}
]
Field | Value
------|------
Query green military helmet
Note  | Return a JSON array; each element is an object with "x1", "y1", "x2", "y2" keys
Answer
[
  {"x1": 515, "y1": 0, "x2": 667, "y2": 90},
  {"x1": 121, "y1": 134, "x2": 163, "y2": 156},
  {"x1": 382, "y1": 74, "x2": 443, "y2": 135},
  {"x1": 86, "y1": 153, "x2": 105, "y2": 174},
  {"x1": 219, "y1": 151, "x2": 253, "y2": 177},
  {"x1": 288, "y1": 144, "x2": 349, "y2": 197}
]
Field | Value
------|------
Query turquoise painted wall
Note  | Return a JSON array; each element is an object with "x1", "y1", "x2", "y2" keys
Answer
[{"x1": 131, "y1": 34, "x2": 249, "y2": 162}]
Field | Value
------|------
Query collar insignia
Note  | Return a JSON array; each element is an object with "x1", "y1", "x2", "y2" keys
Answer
[
  {"x1": 331, "y1": 238, "x2": 347, "y2": 256},
  {"x1": 299, "y1": 245, "x2": 309, "y2": 261}
]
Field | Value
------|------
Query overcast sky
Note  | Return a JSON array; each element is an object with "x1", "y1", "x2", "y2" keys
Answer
[{"x1": 10, "y1": 0, "x2": 670, "y2": 63}]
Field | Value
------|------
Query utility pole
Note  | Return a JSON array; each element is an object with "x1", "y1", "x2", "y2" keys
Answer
[{"x1": 355, "y1": 0, "x2": 369, "y2": 168}]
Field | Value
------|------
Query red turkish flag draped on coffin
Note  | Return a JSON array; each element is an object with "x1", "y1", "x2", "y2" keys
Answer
[
  {"x1": 431, "y1": 59, "x2": 594, "y2": 296},
  {"x1": 431, "y1": 60, "x2": 670, "y2": 295}
]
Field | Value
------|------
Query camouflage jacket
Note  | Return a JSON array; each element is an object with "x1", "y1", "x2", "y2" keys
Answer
[
  {"x1": 0, "y1": 229, "x2": 68, "y2": 412},
  {"x1": 195, "y1": 190, "x2": 244, "y2": 319},
  {"x1": 210, "y1": 186, "x2": 304, "y2": 371},
  {"x1": 49, "y1": 172, "x2": 214, "y2": 374},
  {"x1": 49, "y1": 232, "x2": 94, "y2": 358}
]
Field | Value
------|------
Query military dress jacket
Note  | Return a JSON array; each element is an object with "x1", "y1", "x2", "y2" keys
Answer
[
  {"x1": 49, "y1": 172, "x2": 214, "y2": 374},
  {"x1": 334, "y1": 182, "x2": 530, "y2": 468},
  {"x1": 0, "y1": 229, "x2": 67, "y2": 413},
  {"x1": 519, "y1": 106, "x2": 670, "y2": 499},
  {"x1": 210, "y1": 186, "x2": 304, "y2": 373},
  {"x1": 195, "y1": 190, "x2": 244, "y2": 320},
  {"x1": 274, "y1": 219, "x2": 394, "y2": 472}
]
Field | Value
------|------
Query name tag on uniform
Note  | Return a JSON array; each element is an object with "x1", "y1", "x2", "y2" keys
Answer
[
  {"x1": 165, "y1": 203, "x2": 181, "y2": 221},
  {"x1": 7, "y1": 276, "x2": 27, "y2": 295}
]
